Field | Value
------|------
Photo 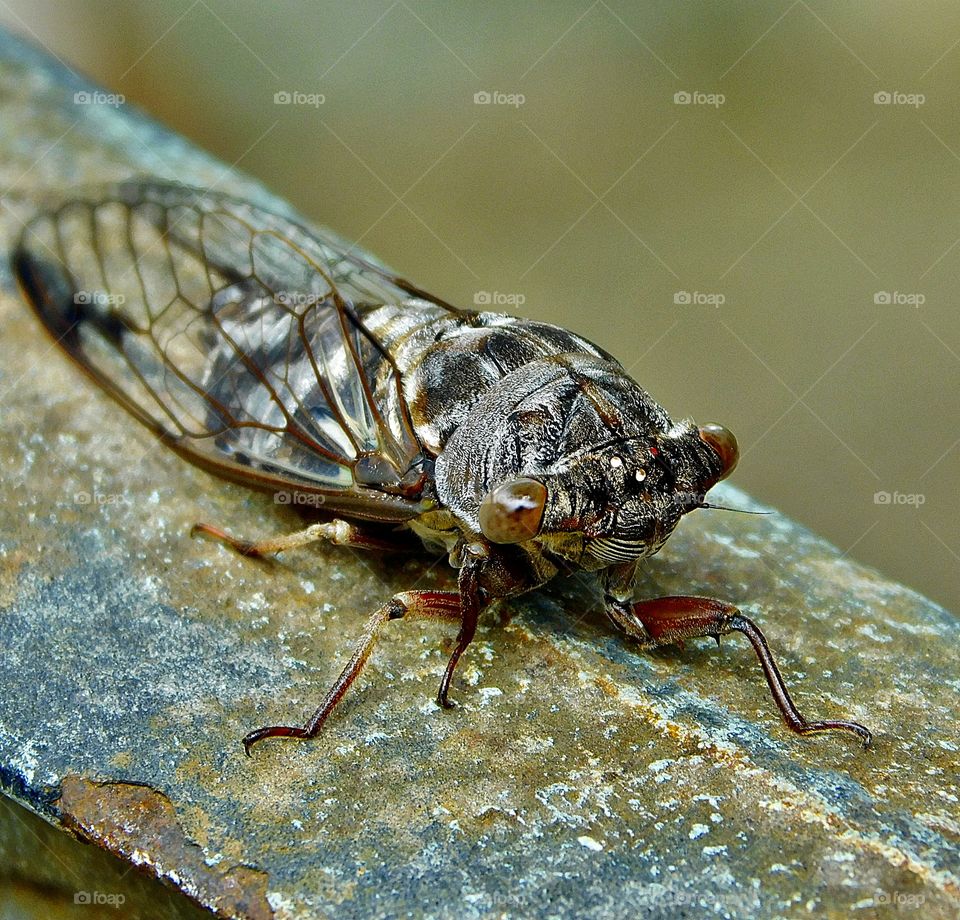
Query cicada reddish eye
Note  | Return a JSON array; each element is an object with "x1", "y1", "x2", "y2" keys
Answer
[
  {"x1": 699, "y1": 424, "x2": 739, "y2": 481},
  {"x1": 479, "y1": 478, "x2": 547, "y2": 544}
]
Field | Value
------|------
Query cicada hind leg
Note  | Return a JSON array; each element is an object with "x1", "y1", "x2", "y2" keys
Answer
[
  {"x1": 191, "y1": 518, "x2": 415, "y2": 557},
  {"x1": 607, "y1": 595, "x2": 872, "y2": 747}
]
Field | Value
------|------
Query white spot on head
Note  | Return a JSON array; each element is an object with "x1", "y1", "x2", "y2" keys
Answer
[
  {"x1": 609, "y1": 456, "x2": 623, "y2": 469},
  {"x1": 635, "y1": 468, "x2": 647, "y2": 483}
]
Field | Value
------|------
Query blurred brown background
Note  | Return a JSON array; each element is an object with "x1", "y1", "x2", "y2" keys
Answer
[{"x1": 2, "y1": 1, "x2": 958, "y2": 613}]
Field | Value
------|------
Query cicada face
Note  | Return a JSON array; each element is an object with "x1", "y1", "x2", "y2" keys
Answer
[{"x1": 545, "y1": 421, "x2": 739, "y2": 568}]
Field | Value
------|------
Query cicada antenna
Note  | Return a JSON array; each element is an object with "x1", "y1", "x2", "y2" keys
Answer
[{"x1": 699, "y1": 501, "x2": 772, "y2": 515}]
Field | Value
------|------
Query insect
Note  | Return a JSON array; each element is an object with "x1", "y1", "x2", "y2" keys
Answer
[{"x1": 13, "y1": 180, "x2": 871, "y2": 754}]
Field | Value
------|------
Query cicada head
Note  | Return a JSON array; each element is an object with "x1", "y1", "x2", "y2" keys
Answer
[
  {"x1": 435, "y1": 354, "x2": 738, "y2": 569},
  {"x1": 536, "y1": 419, "x2": 738, "y2": 568}
]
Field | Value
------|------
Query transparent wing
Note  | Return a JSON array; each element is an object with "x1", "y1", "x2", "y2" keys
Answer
[{"x1": 12, "y1": 180, "x2": 454, "y2": 521}]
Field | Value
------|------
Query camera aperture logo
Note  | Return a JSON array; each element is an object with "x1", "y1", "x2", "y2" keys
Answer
[
  {"x1": 274, "y1": 90, "x2": 325, "y2": 107},
  {"x1": 674, "y1": 290, "x2": 725, "y2": 307},
  {"x1": 674, "y1": 90, "x2": 725, "y2": 108},
  {"x1": 474, "y1": 90, "x2": 525, "y2": 108},
  {"x1": 874, "y1": 90, "x2": 925, "y2": 108}
]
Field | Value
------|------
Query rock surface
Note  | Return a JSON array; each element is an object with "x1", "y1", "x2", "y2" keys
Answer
[{"x1": 0, "y1": 27, "x2": 958, "y2": 920}]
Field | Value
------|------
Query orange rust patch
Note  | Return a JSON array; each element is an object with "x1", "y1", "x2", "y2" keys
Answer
[
  {"x1": 0, "y1": 547, "x2": 28, "y2": 608},
  {"x1": 58, "y1": 775, "x2": 273, "y2": 920}
]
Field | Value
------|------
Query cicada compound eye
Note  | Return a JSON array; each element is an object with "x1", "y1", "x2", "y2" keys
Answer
[
  {"x1": 698, "y1": 423, "x2": 739, "y2": 481},
  {"x1": 478, "y1": 478, "x2": 547, "y2": 544}
]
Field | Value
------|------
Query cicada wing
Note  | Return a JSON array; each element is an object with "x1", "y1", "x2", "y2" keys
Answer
[
  {"x1": 12, "y1": 181, "x2": 438, "y2": 522},
  {"x1": 113, "y1": 180, "x2": 465, "y2": 315}
]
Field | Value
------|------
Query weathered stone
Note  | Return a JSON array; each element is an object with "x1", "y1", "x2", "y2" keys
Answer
[{"x1": 0, "y1": 27, "x2": 957, "y2": 920}]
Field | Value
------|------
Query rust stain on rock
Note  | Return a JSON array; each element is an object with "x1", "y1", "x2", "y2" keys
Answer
[
  {"x1": 0, "y1": 547, "x2": 28, "y2": 608},
  {"x1": 58, "y1": 775, "x2": 273, "y2": 920}
]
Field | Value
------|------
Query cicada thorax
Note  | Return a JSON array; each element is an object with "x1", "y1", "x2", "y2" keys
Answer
[
  {"x1": 355, "y1": 305, "x2": 687, "y2": 582},
  {"x1": 374, "y1": 304, "x2": 729, "y2": 585},
  {"x1": 359, "y1": 308, "x2": 615, "y2": 453}
]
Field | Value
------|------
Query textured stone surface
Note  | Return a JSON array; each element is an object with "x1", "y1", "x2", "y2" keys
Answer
[{"x1": 0, "y1": 27, "x2": 958, "y2": 920}]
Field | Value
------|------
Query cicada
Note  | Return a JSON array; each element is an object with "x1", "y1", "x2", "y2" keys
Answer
[{"x1": 13, "y1": 181, "x2": 871, "y2": 753}]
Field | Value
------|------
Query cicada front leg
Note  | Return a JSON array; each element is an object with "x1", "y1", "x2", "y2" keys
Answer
[
  {"x1": 243, "y1": 587, "x2": 467, "y2": 754},
  {"x1": 242, "y1": 559, "x2": 488, "y2": 754},
  {"x1": 606, "y1": 594, "x2": 872, "y2": 747},
  {"x1": 435, "y1": 562, "x2": 481, "y2": 709},
  {"x1": 191, "y1": 518, "x2": 415, "y2": 557}
]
